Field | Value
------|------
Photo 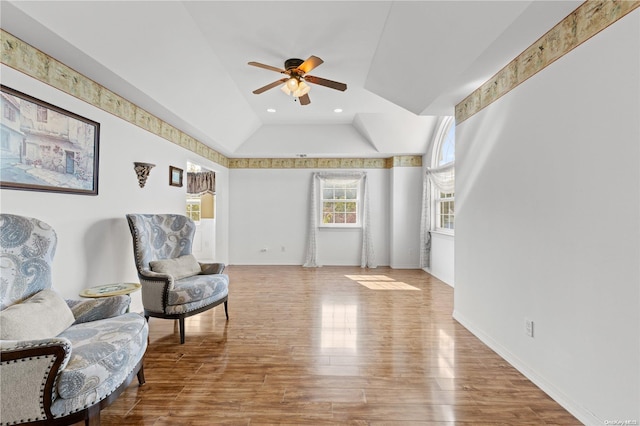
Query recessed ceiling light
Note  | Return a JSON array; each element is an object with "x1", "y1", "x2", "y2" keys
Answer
[
  {"x1": 267, "y1": 108, "x2": 276, "y2": 113},
  {"x1": 334, "y1": 108, "x2": 343, "y2": 113}
]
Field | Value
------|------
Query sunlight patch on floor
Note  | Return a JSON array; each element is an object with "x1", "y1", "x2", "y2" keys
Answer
[
  {"x1": 356, "y1": 281, "x2": 420, "y2": 291},
  {"x1": 344, "y1": 275, "x2": 395, "y2": 281},
  {"x1": 344, "y1": 274, "x2": 420, "y2": 290}
]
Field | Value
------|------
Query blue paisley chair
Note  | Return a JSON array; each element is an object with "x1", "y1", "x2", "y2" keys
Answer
[
  {"x1": 0, "y1": 214, "x2": 148, "y2": 425},
  {"x1": 126, "y1": 214, "x2": 229, "y2": 344}
]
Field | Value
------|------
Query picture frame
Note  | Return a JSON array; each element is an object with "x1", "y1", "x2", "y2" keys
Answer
[
  {"x1": 169, "y1": 165, "x2": 183, "y2": 187},
  {"x1": 0, "y1": 85, "x2": 100, "y2": 195}
]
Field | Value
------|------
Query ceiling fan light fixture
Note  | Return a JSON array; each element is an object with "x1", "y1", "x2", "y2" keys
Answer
[
  {"x1": 249, "y1": 55, "x2": 347, "y2": 106},
  {"x1": 281, "y1": 84, "x2": 292, "y2": 95},
  {"x1": 293, "y1": 81, "x2": 310, "y2": 97},
  {"x1": 286, "y1": 77, "x2": 299, "y2": 91}
]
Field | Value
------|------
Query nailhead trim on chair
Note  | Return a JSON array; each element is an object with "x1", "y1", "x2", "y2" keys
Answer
[{"x1": 1, "y1": 354, "x2": 56, "y2": 424}]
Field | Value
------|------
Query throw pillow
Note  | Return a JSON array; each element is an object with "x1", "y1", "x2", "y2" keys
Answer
[
  {"x1": 0, "y1": 289, "x2": 76, "y2": 340},
  {"x1": 149, "y1": 254, "x2": 202, "y2": 280}
]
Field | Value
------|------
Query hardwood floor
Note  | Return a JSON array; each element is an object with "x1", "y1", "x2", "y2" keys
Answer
[{"x1": 99, "y1": 266, "x2": 580, "y2": 425}]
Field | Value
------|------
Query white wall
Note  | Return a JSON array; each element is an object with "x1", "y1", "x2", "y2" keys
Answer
[
  {"x1": 454, "y1": 11, "x2": 639, "y2": 425},
  {"x1": 191, "y1": 219, "x2": 216, "y2": 261},
  {"x1": 229, "y1": 168, "x2": 392, "y2": 266},
  {"x1": 389, "y1": 166, "x2": 422, "y2": 268},
  {"x1": 429, "y1": 232, "x2": 454, "y2": 285},
  {"x1": 0, "y1": 65, "x2": 230, "y2": 312}
]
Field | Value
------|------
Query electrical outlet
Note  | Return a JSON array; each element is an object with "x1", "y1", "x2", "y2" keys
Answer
[{"x1": 525, "y1": 318, "x2": 534, "y2": 338}]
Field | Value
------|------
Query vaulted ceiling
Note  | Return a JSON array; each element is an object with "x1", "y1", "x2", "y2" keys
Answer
[{"x1": 1, "y1": 1, "x2": 581, "y2": 158}]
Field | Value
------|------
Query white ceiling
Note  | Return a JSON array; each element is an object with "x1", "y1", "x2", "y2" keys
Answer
[{"x1": 1, "y1": 1, "x2": 581, "y2": 159}]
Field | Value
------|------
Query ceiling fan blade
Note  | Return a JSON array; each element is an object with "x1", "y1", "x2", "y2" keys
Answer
[
  {"x1": 252, "y1": 78, "x2": 287, "y2": 94},
  {"x1": 304, "y1": 75, "x2": 347, "y2": 91},
  {"x1": 298, "y1": 55, "x2": 324, "y2": 74},
  {"x1": 248, "y1": 61, "x2": 286, "y2": 73},
  {"x1": 298, "y1": 93, "x2": 311, "y2": 105}
]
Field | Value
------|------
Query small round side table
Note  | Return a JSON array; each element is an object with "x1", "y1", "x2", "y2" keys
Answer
[{"x1": 80, "y1": 283, "x2": 141, "y2": 312}]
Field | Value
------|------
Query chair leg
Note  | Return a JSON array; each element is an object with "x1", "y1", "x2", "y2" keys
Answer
[
  {"x1": 137, "y1": 364, "x2": 146, "y2": 386},
  {"x1": 224, "y1": 300, "x2": 229, "y2": 320},
  {"x1": 179, "y1": 317, "x2": 185, "y2": 344},
  {"x1": 85, "y1": 404, "x2": 100, "y2": 426}
]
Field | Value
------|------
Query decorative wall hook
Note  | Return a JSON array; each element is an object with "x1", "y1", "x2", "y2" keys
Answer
[{"x1": 133, "y1": 162, "x2": 155, "y2": 188}]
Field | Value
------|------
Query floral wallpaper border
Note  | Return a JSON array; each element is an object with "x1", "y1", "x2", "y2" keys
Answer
[
  {"x1": 455, "y1": 0, "x2": 639, "y2": 124},
  {"x1": 227, "y1": 156, "x2": 421, "y2": 169}
]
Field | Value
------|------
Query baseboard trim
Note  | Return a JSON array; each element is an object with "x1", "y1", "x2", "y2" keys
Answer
[
  {"x1": 423, "y1": 267, "x2": 454, "y2": 287},
  {"x1": 452, "y1": 309, "x2": 598, "y2": 426}
]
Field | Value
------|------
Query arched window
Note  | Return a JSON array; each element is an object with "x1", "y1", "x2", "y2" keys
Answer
[
  {"x1": 436, "y1": 119, "x2": 455, "y2": 166},
  {"x1": 431, "y1": 117, "x2": 455, "y2": 232}
]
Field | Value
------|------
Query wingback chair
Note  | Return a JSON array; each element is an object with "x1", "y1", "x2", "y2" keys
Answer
[
  {"x1": 126, "y1": 214, "x2": 229, "y2": 344},
  {"x1": 0, "y1": 214, "x2": 148, "y2": 425}
]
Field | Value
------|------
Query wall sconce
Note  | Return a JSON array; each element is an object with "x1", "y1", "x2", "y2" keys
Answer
[{"x1": 133, "y1": 162, "x2": 155, "y2": 188}]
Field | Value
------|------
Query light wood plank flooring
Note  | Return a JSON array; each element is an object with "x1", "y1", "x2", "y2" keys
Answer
[{"x1": 99, "y1": 266, "x2": 580, "y2": 425}]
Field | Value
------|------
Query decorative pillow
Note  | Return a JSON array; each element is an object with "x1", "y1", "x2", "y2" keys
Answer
[
  {"x1": 0, "y1": 289, "x2": 75, "y2": 340},
  {"x1": 149, "y1": 254, "x2": 202, "y2": 280}
]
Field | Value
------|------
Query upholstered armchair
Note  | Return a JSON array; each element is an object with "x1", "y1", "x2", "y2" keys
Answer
[
  {"x1": 126, "y1": 214, "x2": 229, "y2": 344},
  {"x1": 0, "y1": 214, "x2": 148, "y2": 425}
]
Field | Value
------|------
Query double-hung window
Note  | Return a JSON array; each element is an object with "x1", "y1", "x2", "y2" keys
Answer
[
  {"x1": 435, "y1": 192, "x2": 454, "y2": 230},
  {"x1": 320, "y1": 178, "x2": 361, "y2": 227},
  {"x1": 186, "y1": 196, "x2": 201, "y2": 223}
]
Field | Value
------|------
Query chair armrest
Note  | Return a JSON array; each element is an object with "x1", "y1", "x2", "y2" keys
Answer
[
  {"x1": 1, "y1": 338, "x2": 72, "y2": 423},
  {"x1": 199, "y1": 262, "x2": 225, "y2": 275},
  {"x1": 139, "y1": 269, "x2": 174, "y2": 284},
  {"x1": 67, "y1": 295, "x2": 131, "y2": 324}
]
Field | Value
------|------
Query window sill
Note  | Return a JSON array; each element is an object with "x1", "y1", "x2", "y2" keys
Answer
[
  {"x1": 319, "y1": 225, "x2": 362, "y2": 230},
  {"x1": 431, "y1": 228, "x2": 454, "y2": 237}
]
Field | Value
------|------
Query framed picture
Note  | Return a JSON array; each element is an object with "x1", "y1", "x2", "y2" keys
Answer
[
  {"x1": 169, "y1": 165, "x2": 183, "y2": 187},
  {"x1": 0, "y1": 85, "x2": 100, "y2": 195}
]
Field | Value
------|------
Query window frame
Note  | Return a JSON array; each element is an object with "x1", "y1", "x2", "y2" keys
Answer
[
  {"x1": 186, "y1": 196, "x2": 202, "y2": 224},
  {"x1": 431, "y1": 117, "x2": 455, "y2": 235},
  {"x1": 318, "y1": 177, "x2": 362, "y2": 228},
  {"x1": 434, "y1": 191, "x2": 455, "y2": 231}
]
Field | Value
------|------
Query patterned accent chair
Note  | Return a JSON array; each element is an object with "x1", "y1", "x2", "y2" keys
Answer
[
  {"x1": 0, "y1": 214, "x2": 148, "y2": 425},
  {"x1": 126, "y1": 214, "x2": 229, "y2": 344}
]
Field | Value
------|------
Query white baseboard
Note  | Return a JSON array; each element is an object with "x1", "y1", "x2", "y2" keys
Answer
[
  {"x1": 423, "y1": 267, "x2": 454, "y2": 287},
  {"x1": 452, "y1": 309, "x2": 598, "y2": 426}
]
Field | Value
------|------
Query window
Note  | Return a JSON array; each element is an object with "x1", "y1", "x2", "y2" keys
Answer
[
  {"x1": 320, "y1": 178, "x2": 360, "y2": 227},
  {"x1": 437, "y1": 122, "x2": 455, "y2": 166},
  {"x1": 432, "y1": 117, "x2": 455, "y2": 232},
  {"x1": 435, "y1": 192, "x2": 454, "y2": 229},
  {"x1": 186, "y1": 196, "x2": 201, "y2": 223}
]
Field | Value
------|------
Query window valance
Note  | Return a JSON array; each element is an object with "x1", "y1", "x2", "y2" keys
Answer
[{"x1": 187, "y1": 171, "x2": 215, "y2": 195}]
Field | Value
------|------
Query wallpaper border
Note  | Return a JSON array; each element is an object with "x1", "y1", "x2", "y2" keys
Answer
[
  {"x1": 228, "y1": 156, "x2": 421, "y2": 169},
  {"x1": 455, "y1": 1, "x2": 639, "y2": 124}
]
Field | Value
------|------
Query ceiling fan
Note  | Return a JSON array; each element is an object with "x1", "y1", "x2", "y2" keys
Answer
[{"x1": 248, "y1": 55, "x2": 347, "y2": 106}]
